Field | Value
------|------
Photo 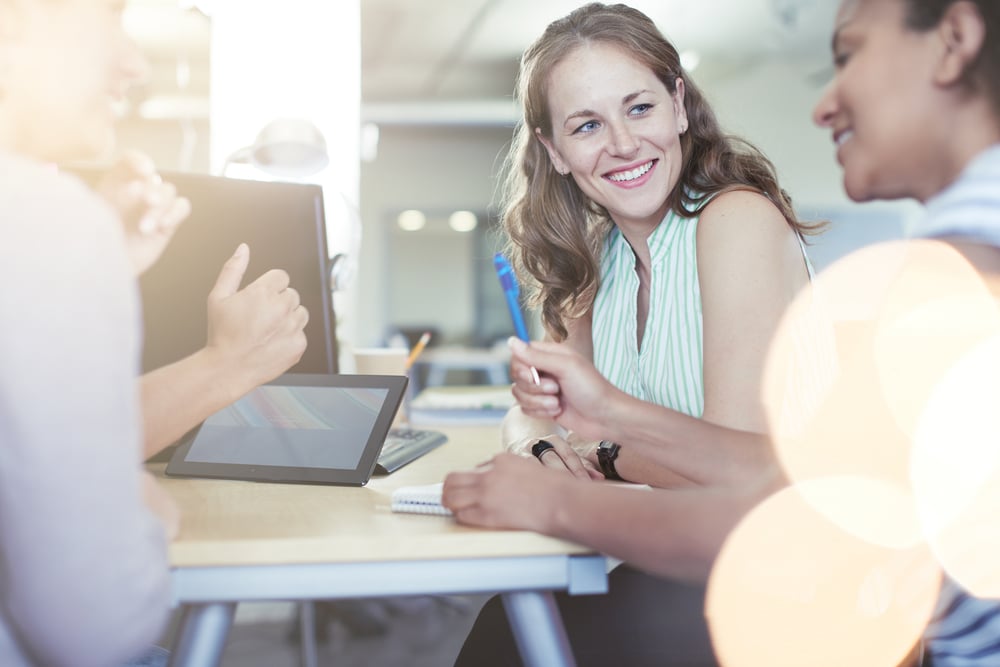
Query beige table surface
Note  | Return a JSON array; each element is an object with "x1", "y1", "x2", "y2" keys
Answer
[
  {"x1": 152, "y1": 424, "x2": 594, "y2": 568},
  {"x1": 156, "y1": 424, "x2": 605, "y2": 667}
]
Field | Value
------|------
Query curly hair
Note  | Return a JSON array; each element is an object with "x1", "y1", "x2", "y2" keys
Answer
[
  {"x1": 501, "y1": 2, "x2": 820, "y2": 340},
  {"x1": 903, "y1": 0, "x2": 1000, "y2": 114}
]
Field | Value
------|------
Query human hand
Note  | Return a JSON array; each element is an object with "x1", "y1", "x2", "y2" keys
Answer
[
  {"x1": 96, "y1": 151, "x2": 191, "y2": 276},
  {"x1": 205, "y1": 244, "x2": 309, "y2": 397},
  {"x1": 141, "y1": 471, "x2": 180, "y2": 541},
  {"x1": 508, "y1": 344, "x2": 562, "y2": 414},
  {"x1": 442, "y1": 453, "x2": 570, "y2": 532},
  {"x1": 508, "y1": 433, "x2": 602, "y2": 481},
  {"x1": 565, "y1": 433, "x2": 604, "y2": 476},
  {"x1": 508, "y1": 337, "x2": 623, "y2": 442}
]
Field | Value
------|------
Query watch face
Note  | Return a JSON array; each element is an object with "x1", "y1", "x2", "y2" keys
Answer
[{"x1": 597, "y1": 441, "x2": 622, "y2": 480}]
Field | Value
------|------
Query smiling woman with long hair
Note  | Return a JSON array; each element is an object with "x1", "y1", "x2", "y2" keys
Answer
[
  {"x1": 445, "y1": 3, "x2": 831, "y2": 666},
  {"x1": 497, "y1": 3, "x2": 825, "y2": 494}
]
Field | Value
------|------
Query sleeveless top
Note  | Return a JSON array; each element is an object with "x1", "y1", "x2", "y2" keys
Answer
[
  {"x1": 591, "y1": 207, "x2": 705, "y2": 417},
  {"x1": 590, "y1": 204, "x2": 828, "y2": 430}
]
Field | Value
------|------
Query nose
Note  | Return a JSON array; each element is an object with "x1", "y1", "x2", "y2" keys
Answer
[
  {"x1": 812, "y1": 79, "x2": 837, "y2": 129},
  {"x1": 607, "y1": 120, "x2": 639, "y2": 157}
]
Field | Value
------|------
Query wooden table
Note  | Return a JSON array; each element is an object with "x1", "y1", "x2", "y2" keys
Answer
[{"x1": 155, "y1": 425, "x2": 607, "y2": 667}]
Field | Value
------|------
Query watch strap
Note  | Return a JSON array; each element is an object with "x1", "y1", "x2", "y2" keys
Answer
[{"x1": 597, "y1": 440, "x2": 623, "y2": 481}]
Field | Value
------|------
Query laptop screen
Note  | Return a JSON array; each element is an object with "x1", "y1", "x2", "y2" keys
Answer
[{"x1": 134, "y1": 172, "x2": 338, "y2": 374}]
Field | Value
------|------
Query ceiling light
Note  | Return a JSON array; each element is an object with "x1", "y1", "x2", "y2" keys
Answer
[
  {"x1": 448, "y1": 210, "x2": 478, "y2": 233},
  {"x1": 397, "y1": 210, "x2": 426, "y2": 232},
  {"x1": 680, "y1": 50, "x2": 701, "y2": 72}
]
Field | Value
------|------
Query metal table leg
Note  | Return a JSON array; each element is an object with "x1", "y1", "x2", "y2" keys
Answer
[
  {"x1": 167, "y1": 602, "x2": 237, "y2": 667},
  {"x1": 503, "y1": 591, "x2": 576, "y2": 667}
]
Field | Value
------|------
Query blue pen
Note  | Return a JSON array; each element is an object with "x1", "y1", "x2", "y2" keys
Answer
[
  {"x1": 493, "y1": 253, "x2": 541, "y2": 384},
  {"x1": 494, "y1": 253, "x2": 531, "y2": 341}
]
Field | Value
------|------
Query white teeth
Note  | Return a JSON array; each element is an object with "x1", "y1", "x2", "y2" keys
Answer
[
  {"x1": 608, "y1": 161, "x2": 653, "y2": 182},
  {"x1": 837, "y1": 130, "x2": 854, "y2": 147}
]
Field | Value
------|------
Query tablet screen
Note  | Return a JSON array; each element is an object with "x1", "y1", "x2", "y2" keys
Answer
[
  {"x1": 185, "y1": 385, "x2": 388, "y2": 469},
  {"x1": 166, "y1": 373, "x2": 408, "y2": 486}
]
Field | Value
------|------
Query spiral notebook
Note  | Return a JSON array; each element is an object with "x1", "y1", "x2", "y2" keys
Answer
[{"x1": 391, "y1": 482, "x2": 452, "y2": 516}]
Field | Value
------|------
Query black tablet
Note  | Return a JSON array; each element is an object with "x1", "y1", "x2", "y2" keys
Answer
[{"x1": 166, "y1": 373, "x2": 407, "y2": 486}]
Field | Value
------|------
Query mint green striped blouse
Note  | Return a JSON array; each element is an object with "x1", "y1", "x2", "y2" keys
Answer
[
  {"x1": 592, "y1": 208, "x2": 705, "y2": 418},
  {"x1": 591, "y1": 207, "x2": 828, "y2": 427}
]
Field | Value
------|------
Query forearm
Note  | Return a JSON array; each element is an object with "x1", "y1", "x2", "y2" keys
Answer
[
  {"x1": 601, "y1": 393, "x2": 774, "y2": 486},
  {"x1": 546, "y1": 475, "x2": 777, "y2": 582},
  {"x1": 140, "y1": 346, "x2": 251, "y2": 457}
]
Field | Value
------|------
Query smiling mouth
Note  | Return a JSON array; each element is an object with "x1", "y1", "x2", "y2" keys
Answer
[
  {"x1": 606, "y1": 160, "x2": 655, "y2": 183},
  {"x1": 835, "y1": 130, "x2": 854, "y2": 147}
]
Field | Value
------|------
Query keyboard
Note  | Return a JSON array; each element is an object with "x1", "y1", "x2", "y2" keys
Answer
[{"x1": 374, "y1": 428, "x2": 448, "y2": 475}]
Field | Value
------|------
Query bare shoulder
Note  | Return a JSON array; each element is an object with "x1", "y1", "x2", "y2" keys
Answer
[
  {"x1": 696, "y1": 189, "x2": 793, "y2": 249},
  {"x1": 695, "y1": 190, "x2": 802, "y2": 279}
]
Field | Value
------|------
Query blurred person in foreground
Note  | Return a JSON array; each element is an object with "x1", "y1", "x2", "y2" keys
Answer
[{"x1": 0, "y1": 1, "x2": 307, "y2": 665}]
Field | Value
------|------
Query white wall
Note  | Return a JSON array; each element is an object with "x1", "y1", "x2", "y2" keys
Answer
[
  {"x1": 705, "y1": 58, "x2": 921, "y2": 275},
  {"x1": 705, "y1": 59, "x2": 849, "y2": 210},
  {"x1": 357, "y1": 125, "x2": 513, "y2": 346}
]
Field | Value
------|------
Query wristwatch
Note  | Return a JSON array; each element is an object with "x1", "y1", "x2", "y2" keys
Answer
[{"x1": 597, "y1": 440, "x2": 623, "y2": 481}]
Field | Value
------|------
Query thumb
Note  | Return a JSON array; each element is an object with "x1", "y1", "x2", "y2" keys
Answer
[{"x1": 209, "y1": 243, "x2": 249, "y2": 301}]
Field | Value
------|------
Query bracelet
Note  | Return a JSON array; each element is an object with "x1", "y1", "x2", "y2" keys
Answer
[{"x1": 531, "y1": 439, "x2": 555, "y2": 460}]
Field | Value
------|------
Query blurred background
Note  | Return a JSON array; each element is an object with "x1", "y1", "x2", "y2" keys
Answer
[{"x1": 117, "y1": 0, "x2": 919, "y2": 366}]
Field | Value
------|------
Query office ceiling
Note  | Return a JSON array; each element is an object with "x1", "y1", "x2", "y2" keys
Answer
[{"x1": 124, "y1": 0, "x2": 837, "y2": 125}]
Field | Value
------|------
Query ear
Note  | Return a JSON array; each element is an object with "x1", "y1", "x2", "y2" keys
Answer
[
  {"x1": 933, "y1": 1, "x2": 986, "y2": 87},
  {"x1": 673, "y1": 78, "x2": 689, "y2": 135},
  {"x1": 534, "y1": 127, "x2": 569, "y2": 175}
]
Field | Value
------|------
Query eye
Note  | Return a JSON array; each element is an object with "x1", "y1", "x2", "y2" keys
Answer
[
  {"x1": 833, "y1": 51, "x2": 850, "y2": 69},
  {"x1": 628, "y1": 103, "x2": 653, "y2": 117},
  {"x1": 572, "y1": 120, "x2": 600, "y2": 135}
]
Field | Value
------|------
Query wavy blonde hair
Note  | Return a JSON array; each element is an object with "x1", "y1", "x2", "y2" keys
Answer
[{"x1": 501, "y1": 2, "x2": 820, "y2": 340}]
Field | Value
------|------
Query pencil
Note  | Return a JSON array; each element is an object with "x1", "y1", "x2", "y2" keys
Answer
[{"x1": 405, "y1": 331, "x2": 432, "y2": 369}]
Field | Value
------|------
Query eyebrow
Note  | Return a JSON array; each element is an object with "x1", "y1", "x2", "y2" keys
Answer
[
  {"x1": 830, "y1": 12, "x2": 857, "y2": 52},
  {"x1": 561, "y1": 89, "x2": 654, "y2": 127}
]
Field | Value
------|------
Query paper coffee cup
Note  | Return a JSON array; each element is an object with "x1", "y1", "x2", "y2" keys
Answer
[
  {"x1": 353, "y1": 347, "x2": 409, "y2": 427},
  {"x1": 353, "y1": 347, "x2": 408, "y2": 376}
]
